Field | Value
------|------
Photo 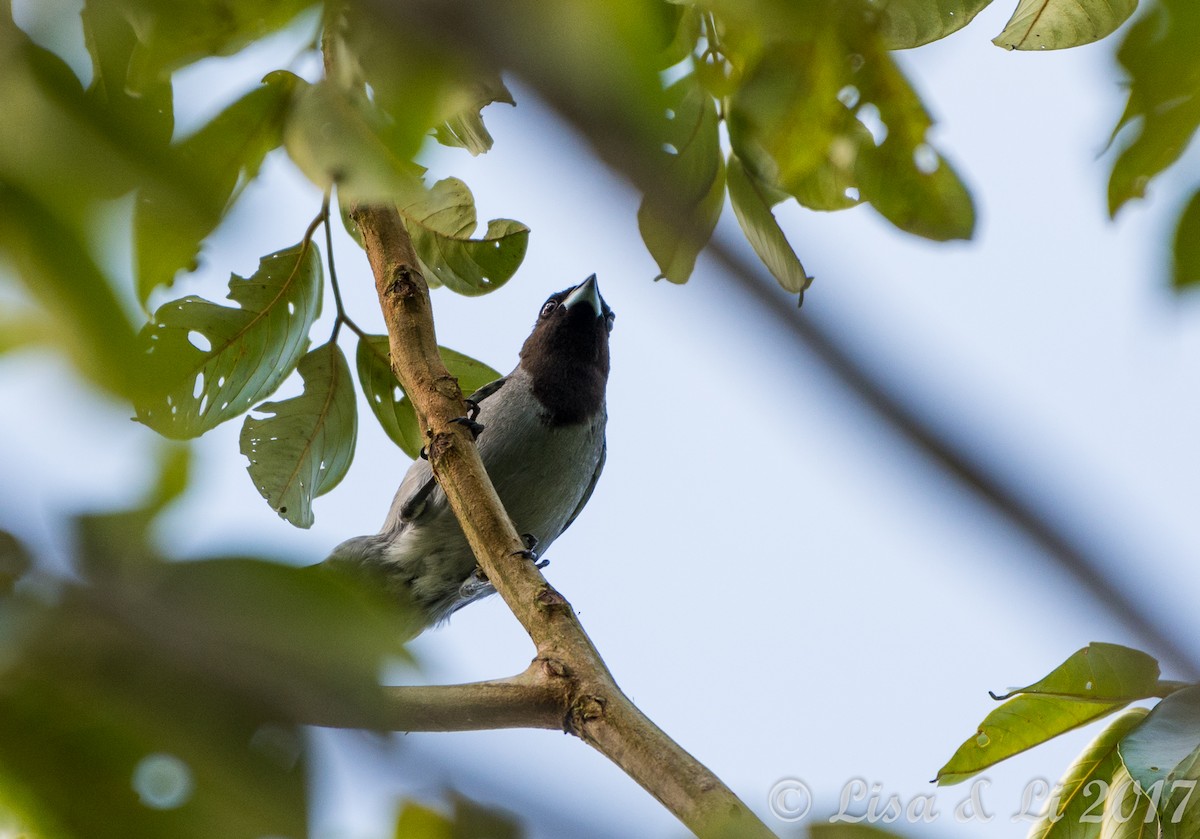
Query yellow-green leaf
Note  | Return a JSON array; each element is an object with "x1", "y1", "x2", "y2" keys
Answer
[
  {"x1": 1107, "y1": 3, "x2": 1200, "y2": 216},
  {"x1": 873, "y1": 0, "x2": 996, "y2": 49},
  {"x1": 637, "y1": 74, "x2": 725, "y2": 283},
  {"x1": 241, "y1": 342, "x2": 357, "y2": 529},
  {"x1": 938, "y1": 695, "x2": 1129, "y2": 785},
  {"x1": 726, "y1": 153, "x2": 813, "y2": 296},
  {"x1": 1029, "y1": 708, "x2": 1149, "y2": 839},
  {"x1": 433, "y1": 74, "x2": 515, "y2": 156},
  {"x1": 993, "y1": 0, "x2": 1137, "y2": 50},
  {"x1": 284, "y1": 78, "x2": 426, "y2": 204},
  {"x1": 135, "y1": 240, "x2": 322, "y2": 439},
  {"x1": 1173, "y1": 190, "x2": 1200, "y2": 291},
  {"x1": 1100, "y1": 764, "x2": 1159, "y2": 839},
  {"x1": 995, "y1": 643, "x2": 1162, "y2": 702}
]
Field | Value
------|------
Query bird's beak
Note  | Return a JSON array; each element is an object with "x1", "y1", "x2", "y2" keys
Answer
[{"x1": 562, "y1": 274, "x2": 601, "y2": 316}]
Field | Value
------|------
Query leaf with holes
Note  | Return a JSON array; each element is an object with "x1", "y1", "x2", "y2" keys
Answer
[
  {"x1": 398, "y1": 178, "x2": 529, "y2": 296},
  {"x1": 637, "y1": 74, "x2": 725, "y2": 283},
  {"x1": 993, "y1": 0, "x2": 1137, "y2": 50},
  {"x1": 135, "y1": 240, "x2": 322, "y2": 440},
  {"x1": 433, "y1": 73, "x2": 515, "y2": 156},
  {"x1": 357, "y1": 334, "x2": 500, "y2": 459},
  {"x1": 726, "y1": 153, "x2": 813, "y2": 296},
  {"x1": 241, "y1": 341, "x2": 357, "y2": 528}
]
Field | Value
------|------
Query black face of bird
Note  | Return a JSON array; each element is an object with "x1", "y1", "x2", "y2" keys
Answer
[
  {"x1": 521, "y1": 274, "x2": 614, "y2": 366},
  {"x1": 518, "y1": 274, "x2": 614, "y2": 426}
]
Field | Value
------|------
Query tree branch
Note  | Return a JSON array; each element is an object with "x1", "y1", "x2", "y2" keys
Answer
[
  {"x1": 310, "y1": 660, "x2": 566, "y2": 732},
  {"x1": 345, "y1": 197, "x2": 774, "y2": 838}
]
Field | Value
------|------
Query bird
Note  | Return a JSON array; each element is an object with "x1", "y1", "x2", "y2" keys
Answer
[{"x1": 328, "y1": 275, "x2": 614, "y2": 631}]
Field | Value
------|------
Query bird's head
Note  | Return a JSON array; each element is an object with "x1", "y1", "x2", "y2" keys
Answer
[{"x1": 518, "y1": 274, "x2": 614, "y2": 425}]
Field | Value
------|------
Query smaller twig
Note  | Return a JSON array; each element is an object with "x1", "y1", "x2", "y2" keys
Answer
[
  {"x1": 304, "y1": 660, "x2": 566, "y2": 732},
  {"x1": 322, "y1": 192, "x2": 371, "y2": 344}
]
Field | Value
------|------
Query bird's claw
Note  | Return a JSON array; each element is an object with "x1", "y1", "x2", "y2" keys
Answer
[
  {"x1": 511, "y1": 534, "x2": 548, "y2": 569},
  {"x1": 449, "y1": 416, "x2": 485, "y2": 439},
  {"x1": 465, "y1": 398, "x2": 482, "y2": 422}
]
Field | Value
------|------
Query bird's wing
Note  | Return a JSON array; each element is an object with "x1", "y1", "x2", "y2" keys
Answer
[
  {"x1": 466, "y1": 375, "x2": 507, "y2": 405},
  {"x1": 560, "y1": 437, "x2": 605, "y2": 535},
  {"x1": 389, "y1": 375, "x2": 510, "y2": 526}
]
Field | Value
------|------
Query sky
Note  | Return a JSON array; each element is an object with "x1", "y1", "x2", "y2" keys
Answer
[{"x1": 3, "y1": 1, "x2": 1200, "y2": 838}]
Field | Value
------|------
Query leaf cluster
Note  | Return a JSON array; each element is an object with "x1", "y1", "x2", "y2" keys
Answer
[{"x1": 938, "y1": 642, "x2": 1200, "y2": 838}]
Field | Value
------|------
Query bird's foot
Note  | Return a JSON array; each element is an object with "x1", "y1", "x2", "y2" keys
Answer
[
  {"x1": 511, "y1": 533, "x2": 548, "y2": 568},
  {"x1": 449, "y1": 415, "x2": 486, "y2": 439},
  {"x1": 465, "y1": 398, "x2": 482, "y2": 422}
]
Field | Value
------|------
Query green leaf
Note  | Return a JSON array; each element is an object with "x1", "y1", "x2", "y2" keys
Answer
[
  {"x1": 721, "y1": 2, "x2": 974, "y2": 241},
  {"x1": 1029, "y1": 708, "x2": 1149, "y2": 839},
  {"x1": 938, "y1": 694, "x2": 1129, "y2": 785},
  {"x1": 395, "y1": 801, "x2": 454, "y2": 839},
  {"x1": 728, "y1": 37, "x2": 850, "y2": 192},
  {"x1": 1107, "y1": 3, "x2": 1200, "y2": 216},
  {"x1": 449, "y1": 793, "x2": 522, "y2": 839},
  {"x1": 873, "y1": 0, "x2": 996, "y2": 49},
  {"x1": 357, "y1": 335, "x2": 500, "y2": 459},
  {"x1": 433, "y1": 74, "x2": 516, "y2": 156},
  {"x1": 1173, "y1": 190, "x2": 1200, "y2": 290},
  {"x1": 0, "y1": 181, "x2": 144, "y2": 400},
  {"x1": 135, "y1": 239, "x2": 323, "y2": 439},
  {"x1": 115, "y1": 0, "x2": 319, "y2": 88},
  {"x1": 1119, "y1": 686, "x2": 1200, "y2": 797},
  {"x1": 0, "y1": 309, "x2": 56, "y2": 356},
  {"x1": 1101, "y1": 764, "x2": 1160, "y2": 839},
  {"x1": 399, "y1": 178, "x2": 530, "y2": 296},
  {"x1": 993, "y1": 643, "x2": 1162, "y2": 702},
  {"x1": 1159, "y1": 748, "x2": 1200, "y2": 838},
  {"x1": 283, "y1": 77, "x2": 427, "y2": 203},
  {"x1": 789, "y1": 117, "x2": 871, "y2": 212},
  {"x1": 851, "y1": 46, "x2": 976, "y2": 241},
  {"x1": 81, "y1": 0, "x2": 174, "y2": 149},
  {"x1": 241, "y1": 341, "x2": 357, "y2": 529},
  {"x1": 726, "y1": 153, "x2": 814, "y2": 295},
  {"x1": 657, "y1": 4, "x2": 703, "y2": 69},
  {"x1": 938, "y1": 644, "x2": 1161, "y2": 785},
  {"x1": 135, "y1": 73, "x2": 295, "y2": 305},
  {"x1": 0, "y1": 531, "x2": 32, "y2": 596},
  {"x1": 637, "y1": 74, "x2": 725, "y2": 283},
  {"x1": 0, "y1": 545, "x2": 414, "y2": 839},
  {"x1": 993, "y1": 0, "x2": 1137, "y2": 50},
  {"x1": 0, "y1": 30, "x2": 163, "y2": 218}
]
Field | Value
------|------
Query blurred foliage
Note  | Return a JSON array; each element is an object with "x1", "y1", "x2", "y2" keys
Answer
[
  {"x1": 939, "y1": 643, "x2": 1200, "y2": 838},
  {"x1": 0, "y1": 443, "x2": 419, "y2": 838},
  {"x1": 1, "y1": 0, "x2": 1188, "y2": 526}
]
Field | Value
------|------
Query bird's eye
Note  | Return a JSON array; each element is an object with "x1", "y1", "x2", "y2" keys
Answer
[
  {"x1": 540, "y1": 300, "x2": 557, "y2": 318},
  {"x1": 604, "y1": 311, "x2": 616, "y2": 333}
]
